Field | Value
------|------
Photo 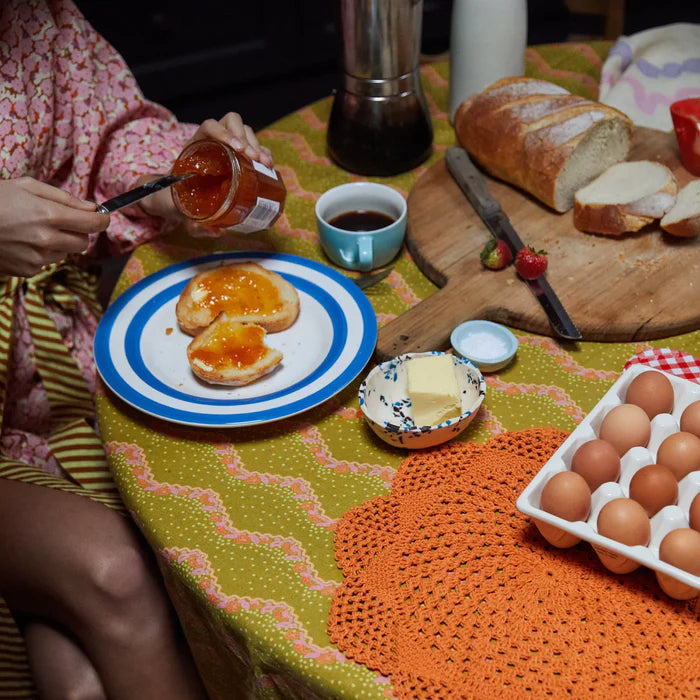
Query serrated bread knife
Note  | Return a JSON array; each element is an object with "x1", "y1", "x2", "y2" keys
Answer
[{"x1": 445, "y1": 146, "x2": 582, "y2": 341}]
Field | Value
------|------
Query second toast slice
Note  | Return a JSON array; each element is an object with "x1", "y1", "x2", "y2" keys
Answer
[{"x1": 187, "y1": 313, "x2": 283, "y2": 386}]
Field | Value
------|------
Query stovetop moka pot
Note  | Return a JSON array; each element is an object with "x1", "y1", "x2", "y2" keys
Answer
[{"x1": 327, "y1": 0, "x2": 433, "y2": 176}]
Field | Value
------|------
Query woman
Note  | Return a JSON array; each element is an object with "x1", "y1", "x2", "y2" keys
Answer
[{"x1": 0, "y1": 1, "x2": 273, "y2": 697}]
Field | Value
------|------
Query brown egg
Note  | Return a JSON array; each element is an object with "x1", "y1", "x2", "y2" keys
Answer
[
  {"x1": 598, "y1": 404, "x2": 651, "y2": 456},
  {"x1": 690, "y1": 492, "x2": 700, "y2": 532},
  {"x1": 540, "y1": 471, "x2": 591, "y2": 522},
  {"x1": 659, "y1": 528, "x2": 700, "y2": 577},
  {"x1": 656, "y1": 431, "x2": 700, "y2": 481},
  {"x1": 657, "y1": 528, "x2": 700, "y2": 600},
  {"x1": 570, "y1": 439, "x2": 620, "y2": 492},
  {"x1": 628, "y1": 464, "x2": 678, "y2": 517},
  {"x1": 680, "y1": 400, "x2": 700, "y2": 439},
  {"x1": 625, "y1": 370, "x2": 674, "y2": 419},
  {"x1": 597, "y1": 498, "x2": 650, "y2": 546}
]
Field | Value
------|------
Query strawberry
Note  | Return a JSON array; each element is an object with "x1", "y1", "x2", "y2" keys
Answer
[
  {"x1": 479, "y1": 239, "x2": 512, "y2": 270},
  {"x1": 515, "y1": 246, "x2": 548, "y2": 280}
]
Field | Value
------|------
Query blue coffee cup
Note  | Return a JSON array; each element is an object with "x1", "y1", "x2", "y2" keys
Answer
[{"x1": 315, "y1": 182, "x2": 407, "y2": 272}]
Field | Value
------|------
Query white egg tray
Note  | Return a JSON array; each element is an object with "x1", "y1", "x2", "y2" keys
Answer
[{"x1": 516, "y1": 363, "x2": 700, "y2": 594}]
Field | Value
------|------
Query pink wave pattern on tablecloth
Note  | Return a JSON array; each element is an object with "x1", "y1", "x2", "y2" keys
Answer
[
  {"x1": 295, "y1": 106, "x2": 329, "y2": 131},
  {"x1": 567, "y1": 43, "x2": 605, "y2": 69},
  {"x1": 517, "y1": 335, "x2": 635, "y2": 380},
  {"x1": 273, "y1": 212, "x2": 317, "y2": 242},
  {"x1": 263, "y1": 130, "x2": 332, "y2": 166},
  {"x1": 376, "y1": 312, "x2": 397, "y2": 325},
  {"x1": 298, "y1": 424, "x2": 396, "y2": 485},
  {"x1": 163, "y1": 546, "x2": 396, "y2": 693},
  {"x1": 484, "y1": 376, "x2": 585, "y2": 424},
  {"x1": 475, "y1": 404, "x2": 505, "y2": 436},
  {"x1": 150, "y1": 237, "x2": 273, "y2": 262},
  {"x1": 123, "y1": 255, "x2": 145, "y2": 285},
  {"x1": 213, "y1": 443, "x2": 337, "y2": 529},
  {"x1": 525, "y1": 48, "x2": 599, "y2": 93},
  {"x1": 386, "y1": 269, "x2": 422, "y2": 307},
  {"x1": 275, "y1": 164, "x2": 321, "y2": 202},
  {"x1": 331, "y1": 404, "x2": 363, "y2": 420},
  {"x1": 420, "y1": 63, "x2": 449, "y2": 89},
  {"x1": 107, "y1": 441, "x2": 337, "y2": 593},
  {"x1": 163, "y1": 547, "x2": 345, "y2": 662}
]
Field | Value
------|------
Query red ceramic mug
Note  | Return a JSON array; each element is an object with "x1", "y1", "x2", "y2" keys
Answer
[{"x1": 670, "y1": 97, "x2": 700, "y2": 176}]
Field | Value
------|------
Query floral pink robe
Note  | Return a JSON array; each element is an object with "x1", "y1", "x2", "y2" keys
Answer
[{"x1": 0, "y1": 0, "x2": 197, "y2": 477}]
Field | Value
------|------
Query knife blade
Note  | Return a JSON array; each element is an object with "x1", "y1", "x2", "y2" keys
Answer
[
  {"x1": 96, "y1": 173, "x2": 192, "y2": 214},
  {"x1": 445, "y1": 146, "x2": 582, "y2": 341}
]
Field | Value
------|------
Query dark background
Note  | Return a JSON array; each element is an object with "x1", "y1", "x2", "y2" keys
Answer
[{"x1": 77, "y1": 0, "x2": 699, "y2": 131}]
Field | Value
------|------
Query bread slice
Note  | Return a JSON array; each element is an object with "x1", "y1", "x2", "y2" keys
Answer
[
  {"x1": 187, "y1": 314, "x2": 283, "y2": 386},
  {"x1": 573, "y1": 161, "x2": 678, "y2": 235},
  {"x1": 453, "y1": 76, "x2": 632, "y2": 212},
  {"x1": 661, "y1": 180, "x2": 700, "y2": 238},
  {"x1": 177, "y1": 262, "x2": 299, "y2": 336}
]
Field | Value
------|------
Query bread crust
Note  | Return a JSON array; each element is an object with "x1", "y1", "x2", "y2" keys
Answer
[
  {"x1": 573, "y1": 207, "x2": 650, "y2": 236},
  {"x1": 661, "y1": 180, "x2": 700, "y2": 238},
  {"x1": 662, "y1": 217, "x2": 700, "y2": 238},
  {"x1": 186, "y1": 314, "x2": 283, "y2": 386},
  {"x1": 453, "y1": 77, "x2": 632, "y2": 212},
  {"x1": 177, "y1": 262, "x2": 299, "y2": 336},
  {"x1": 573, "y1": 161, "x2": 678, "y2": 235}
]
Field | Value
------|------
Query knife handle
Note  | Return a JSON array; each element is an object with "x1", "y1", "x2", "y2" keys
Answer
[{"x1": 445, "y1": 146, "x2": 502, "y2": 221}]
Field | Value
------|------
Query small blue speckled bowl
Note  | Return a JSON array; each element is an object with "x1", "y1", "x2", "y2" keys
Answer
[{"x1": 358, "y1": 351, "x2": 486, "y2": 449}]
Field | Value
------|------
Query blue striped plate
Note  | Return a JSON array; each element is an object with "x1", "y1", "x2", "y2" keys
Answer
[{"x1": 95, "y1": 252, "x2": 377, "y2": 427}]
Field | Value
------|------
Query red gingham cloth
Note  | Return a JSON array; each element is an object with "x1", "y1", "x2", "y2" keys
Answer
[{"x1": 624, "y1": 348, "x2": 700, "y2": 383}]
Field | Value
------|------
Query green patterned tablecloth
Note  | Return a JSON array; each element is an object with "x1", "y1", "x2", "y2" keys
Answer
[{"x1": 97, "y1": 44, "x2": 700, "y2": 699}]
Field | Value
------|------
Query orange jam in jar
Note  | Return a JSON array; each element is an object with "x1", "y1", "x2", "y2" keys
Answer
[
  {"x1": 171, "y1": 139, "x2": 286, "y2": 232},
  {"x1": 189, "y1": 323, "x2": 267, "y2": 371},
  {"x1": 195, "y1": 267, "x2": 284, "y2": 318}
]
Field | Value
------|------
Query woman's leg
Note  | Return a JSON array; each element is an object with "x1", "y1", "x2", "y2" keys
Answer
[
  {"x1": 0, "y1": 478, "x2": 207, "y2": 699},
  {"x1": 23, "y1": 619, "x2": 105, "y2": 700}
]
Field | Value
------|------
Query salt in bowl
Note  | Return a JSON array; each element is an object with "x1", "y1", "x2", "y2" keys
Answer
[
  {"x1": 358, "y1": 351, "x2": 485, "y2": 449},
  {"x1": 450, "y1": 320, "x2": 517, "y2": 372}
]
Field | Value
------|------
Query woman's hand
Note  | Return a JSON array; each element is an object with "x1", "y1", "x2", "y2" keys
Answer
[
  {"x1": 187, "y1": 112, "x2": 273, "y2": 168},
  {"x1": 0, "y1": 178, "x2": 110, "y2": 277},
  {"x1": 138, "y1": 112, "x2": 273, "y2": 222}
]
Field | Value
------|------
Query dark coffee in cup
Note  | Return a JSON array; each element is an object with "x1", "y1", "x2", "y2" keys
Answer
[{"x1": 328, "y1": 210, "x2": 395, "y2": 232}]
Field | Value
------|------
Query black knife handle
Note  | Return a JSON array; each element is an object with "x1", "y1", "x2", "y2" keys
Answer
[{"x1": 445, "y1": 146, "x2": 502, "y2": 221}]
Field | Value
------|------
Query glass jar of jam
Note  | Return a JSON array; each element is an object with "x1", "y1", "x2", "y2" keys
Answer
[{"x1": 171, "y1": 139, "x2": 286, "y2": 232}]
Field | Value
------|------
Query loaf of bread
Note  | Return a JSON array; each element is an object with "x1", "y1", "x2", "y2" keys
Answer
[
  {"x1": 453, "y1": 77, "x2": 633, "y2": 212},
  {"x1": 574, "y1": 161, "x2": 678, "y2": 235},
  {"x1": 177, "y1": 262, "x2": 299, "y2": 336},
  {"x1": 187, "y1": 314, "x2": 283, "y2": 386},
  {"x1": 661, "y1": 180, "x2": 700, "y2": 238}
]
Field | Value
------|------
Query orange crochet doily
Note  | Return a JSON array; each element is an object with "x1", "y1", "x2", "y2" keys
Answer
[{"x1": 329, "y1": 428, "x2": 700, "y2": 699}]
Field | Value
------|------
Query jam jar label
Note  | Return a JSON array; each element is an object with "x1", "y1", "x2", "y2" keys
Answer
[
  {"x1": 252, "y1": 160, "x2": 279, "y2": 180},
  {"x1": 229, "y1": 196, "x2": 281, "y2": 233}
]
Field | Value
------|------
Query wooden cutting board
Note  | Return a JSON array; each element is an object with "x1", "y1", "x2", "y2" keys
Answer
[{"x1": 375, "y1": 127, "x2": 700, "y2": 362}]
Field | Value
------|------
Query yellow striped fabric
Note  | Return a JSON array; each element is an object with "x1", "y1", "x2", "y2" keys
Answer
[
  {"x1": 0, "y1": 262, "x2": 114, "y2": 489},
  {"x1": 0, "y1": 262, "x2": 125, "y2": 696},
  {"x1": 0, "y1": 600, "x2": 33, "y2": 699}
]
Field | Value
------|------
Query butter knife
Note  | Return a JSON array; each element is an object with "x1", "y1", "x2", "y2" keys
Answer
[
  {"x1": 445, "y1": 146, "x2": 582, "y2": 341},
  {"x1": 96, "y1": 173, "x2": 192, "y2": 214}
]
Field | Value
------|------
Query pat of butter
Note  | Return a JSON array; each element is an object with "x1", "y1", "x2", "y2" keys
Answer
[{"x1": 407, "y1": 355, "x2": 462, "y2": 426}]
